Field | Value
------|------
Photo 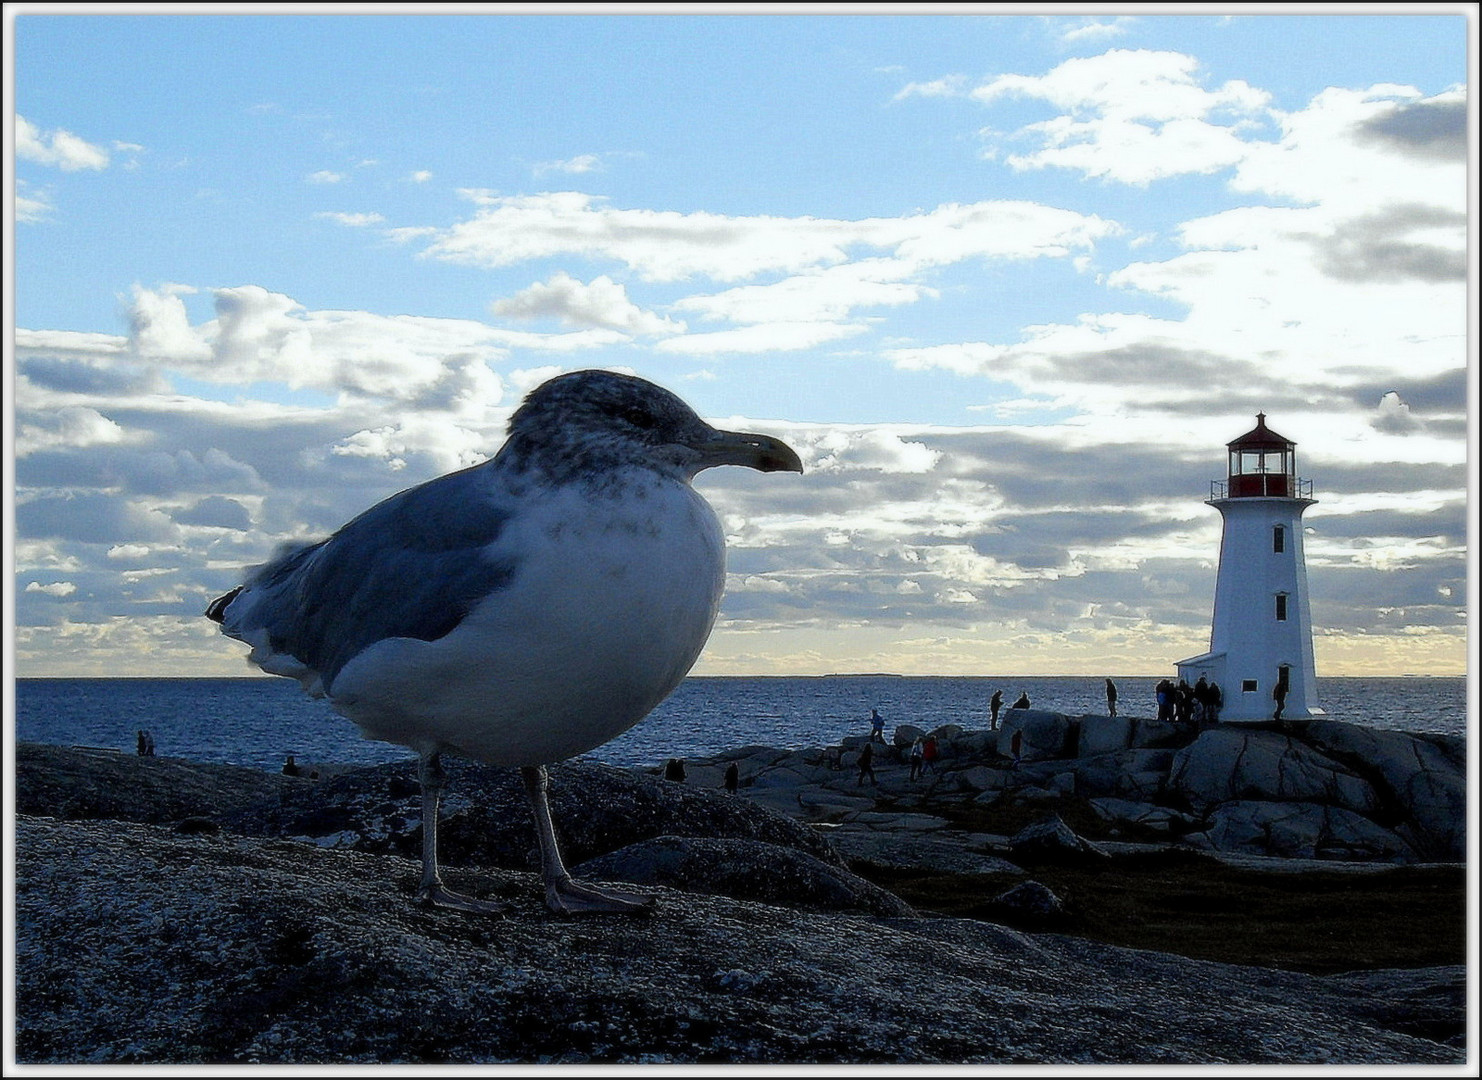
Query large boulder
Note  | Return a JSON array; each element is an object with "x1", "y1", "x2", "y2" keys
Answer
[
  {"x1": 1088, "y1": 798, "x2": 1198, "y2": 835},
  {"x1": 14, "y1": 743, "x2": 299, "y2": 825},
  {"x1": 1007, "y1": 814, "x2": 1110, "y2": 864},
  {"x1": 1071, "y1": 750, "x2": 1174, "y2": 800},
  {"x1": 893, "y1": 724, "x2": 925, "y2": 749},
  {"x1": 1077, "y1": 715, "x2": 1135, "y2": 758},
  {"x1": 1168, "y1": 729, "x2": 1378, "y2": 816},
  {"x1": 1300, "y1": 723, "x2": 1465, "y2": 861},
  {"x1": 996, "y1": 711, "x2": 1075, "y2": 762},
  {"x1": 1128, "y1": 717, "x2": 1185, "y2": 749},
  {"x1": 948, "y1": 730, "x2": 999, "y2": 759},
  {"x1": 573, "y1": 835, "x2": 914, "y2": 917},
  {"x1": 1186, "y1": 801, "x2": 1418, "y2": 862}
]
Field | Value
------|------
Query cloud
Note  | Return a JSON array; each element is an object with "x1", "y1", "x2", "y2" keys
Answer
[
  {"x1": 25, "y1": 581, "x2": 78, "y2": 598},
  {"x1": 1304, "y1": 204, "x2": 1467, "y2": 284},
  {"x1": 409, "y1": 170, "x2": 433, "y2": 183},
  {"x1": 533, "y1": 153, "x2": 603, "y2": 176},
  {"x1": 307, "y1": 170, "x2": 345, "y2": 184},
  {"x1": 492, "y1": 272, "x2": 684, "y2": 335},
  {"x1": 128, "y1": 283, "x2": 212, "y2": 362},
  {"x1": 16, "y1": 180, "x2": 55, "y2": 222},
  {"x1": 15, "y1": 406, "x2": 129, "y2": 457},
  {"x1": 673, "y1": 260, "x2": 933, "y2": 325},
  {"x1": 1355, "y1": 95, "x2": 1468, "y2": 161},
  {"x1": 1050, "y1": 16, "x2": 1137, "y2": 45},
  {"x1": 172, "y1": 496, "x2": 254, "y2": 531},
  {"x1": 414, "y1": 191, "x2": 1118, "y2": 283},
  {"x1": 15, "y1": 115, "x2": 111, "y2": 171},
  {"x1": 893, "y1": 75, "x2": 971, "y2": 101},
  {"x1": 316, "y1": 211, "x2": 387, "y2": 227},
  {"x1": 969, "y1": 49, "x2": 1271, "y2": 184}
]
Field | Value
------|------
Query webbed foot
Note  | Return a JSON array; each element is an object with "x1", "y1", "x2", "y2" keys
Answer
[
  {"x1": 545, "y1": 876, "x2": 655, "y2": 916},
  {"x1": 417, "y1": 882, "x2": 509, "y2": 915}
]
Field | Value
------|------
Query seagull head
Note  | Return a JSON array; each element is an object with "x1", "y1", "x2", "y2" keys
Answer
[{"x1": 503, "y1": 369, "x2": 804, "y2": 481}]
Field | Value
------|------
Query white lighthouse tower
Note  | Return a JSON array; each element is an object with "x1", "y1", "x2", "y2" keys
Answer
[{"x1": 1177, "y1": 413, "x2": 1320, "y2": 721}]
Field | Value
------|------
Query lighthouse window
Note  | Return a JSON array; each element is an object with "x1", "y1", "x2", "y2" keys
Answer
[
  {"x1": 1273, "y1": 525, "x2": 1286, "y2": 553},
  {"x1": 1275, "y1": 593, "x2": 1288, "y2": 621},
  {"x1": 1242, "y1": 680, "x2": 1259, "y2": 693}
]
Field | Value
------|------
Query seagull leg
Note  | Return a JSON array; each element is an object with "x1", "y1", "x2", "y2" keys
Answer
[
  {"x1": 521, "y1": 764, "x2": 654, "y2": 915},
  {"x1": 415, "y1": 751, "x2": 506, "y2": 915}
]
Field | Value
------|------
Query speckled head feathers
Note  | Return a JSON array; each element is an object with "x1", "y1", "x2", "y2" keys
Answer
[{"x1": 500, "y1": 369, "x2": 802, "y2": 481}]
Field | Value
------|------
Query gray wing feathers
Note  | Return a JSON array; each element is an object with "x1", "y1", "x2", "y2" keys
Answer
[{"x1": 220, "y1": 463, "x2": 517, "y2": 690}]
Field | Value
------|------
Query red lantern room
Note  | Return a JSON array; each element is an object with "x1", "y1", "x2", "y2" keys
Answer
[{"x1": 1219, "y1": 413, "x2": 1307, "y2": 499}]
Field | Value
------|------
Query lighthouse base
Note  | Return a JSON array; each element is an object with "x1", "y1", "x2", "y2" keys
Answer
[{"x1": 1175, "y1": 650, "x2": 1322, "y2": 723}]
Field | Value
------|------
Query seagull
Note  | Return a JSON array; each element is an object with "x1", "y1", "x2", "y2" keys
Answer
[{"x1": 207, "y1": 369, "x2": 803, "y2": 915}]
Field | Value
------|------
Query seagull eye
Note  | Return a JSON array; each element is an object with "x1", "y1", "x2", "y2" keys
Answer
[{"x1": 618, "y1": 405, "x2": 659, "y2": 431}]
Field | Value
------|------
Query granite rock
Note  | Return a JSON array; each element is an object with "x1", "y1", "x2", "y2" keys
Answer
[{"x1": 13, "y1": 815, "x2": 1463, "y2": 1065}]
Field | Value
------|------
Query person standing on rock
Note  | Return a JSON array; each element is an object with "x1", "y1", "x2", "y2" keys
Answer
[
  {"x1": 1009, "y1": 728, "x2": 1023, "y2": 769},
  {"x1": 869, "y1": 708, "x2": 885, "y2": 743},
  {"x1": 989, "y1": 689, "x2": 1004, "y2": 730},
  {"x1": 1272, "y1": 679, "x2": 1288, "y2": 721},
  {"x1": 1105, "y1": 678, "x2": 1118, "y2": 717},
  {"x1": 1011, "y1": 692, "x2": 1031, "y2": 709},
  {"x1": 908, "y1": 738, "x2": 924, "y2": 781},
  {"x1": 857, "y1": 741, "x2": 877, "y2": 786},
  {"x1": 723, "y1": 762, "x2": 739, "y2": 794},
  {"x1": 922, "y1": 735, "x2": 939, "y2": 775}
]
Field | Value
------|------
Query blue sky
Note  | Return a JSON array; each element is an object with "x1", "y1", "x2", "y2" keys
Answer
[{"x1": 8, "y1": 7, "x2": 1475, "y2": 679}]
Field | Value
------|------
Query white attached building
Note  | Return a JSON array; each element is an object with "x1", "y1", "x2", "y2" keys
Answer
[{"x1": 1177, "y1": 414, "x2": 1321, "y2": 721}]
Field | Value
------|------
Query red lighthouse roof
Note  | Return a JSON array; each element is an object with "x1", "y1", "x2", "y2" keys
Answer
[{"x1": 1227, "y1": 412, "x2": 1294, "y2": 451}]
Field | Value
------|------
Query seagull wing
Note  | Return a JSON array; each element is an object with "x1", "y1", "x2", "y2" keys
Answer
[{"x1": 210, "y1": 462, "x2": 518, "y2": 693}]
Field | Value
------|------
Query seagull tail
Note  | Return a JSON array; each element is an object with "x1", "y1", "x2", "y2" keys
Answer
[{"x1": 205, "y1": 586, "x2": 243, "y2": 624}]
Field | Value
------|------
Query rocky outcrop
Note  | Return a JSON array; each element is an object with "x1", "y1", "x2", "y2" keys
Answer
[
  {"x1": 573, "y1": 836, "x2": 913, "y2": 918},
  {"x1": 14, "y1": 743, "x2": 299, "y2": 824},
  {"x1": 13, "y1": 814, "x2": 1463, "y2": 1065},
  {"x1": 685, "y1": 715, "x2": 1463, "y2": 866}
]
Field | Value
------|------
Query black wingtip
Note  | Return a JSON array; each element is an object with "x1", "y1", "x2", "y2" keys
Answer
[{"x1": 205, "y1": 586, "x2": 242, "y2": 624}]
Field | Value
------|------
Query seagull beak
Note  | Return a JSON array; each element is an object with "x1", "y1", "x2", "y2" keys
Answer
[{"x1": 694, "y1": 429, "x2": 804, "y2": 474}]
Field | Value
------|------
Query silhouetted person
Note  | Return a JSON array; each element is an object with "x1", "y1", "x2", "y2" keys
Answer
[
  {"x1": 1009, "y1": 729, "x2": 1023, "y2": 769},
  {"x1": 1011, "y1": 692, "x2": 1031, "y2": 709},
  {"x1": 1208, "y1": 682, "x2": 1223, "y2": 724},
  {"x1": 664, "y1": 757, "x2": 687, "y2": 783},
  {"x1": 1176, "y1": 679, "x2": 1194, "y2": 724},
  {"x1": 1155, "y1": 679, "x2": 1174, "y2": 721},
  {"x1": 908, "y1": 738, "x2": 924, "y2": 781},
  {"x1": 282, "y1": 755, "x2": 301, "y2": 777},
  {"x1": 723, "y1": 762, "x2": 739, "y2": 794},
  {"x1": 1273, "y1": 680, "x2": 1288, "y2": 721},
  {"x1": 1193, "y1": 676, "x2": 1211, "y2": 723},
  {"x1": 869, "y1": 708, "x2": 886, "y2": 743},
  {"x1": 857, "y1": 741, "x2": 877, "y2": 786},
  {"x1": 137, "y1": 730, "x2": 148, "y2": 757},
  {"x1": 989, "y1": 689, "x2": 1003, "y2": 730},
  {"x1": 1105, "y1": 678, "x2": 1118, "y2": 717},
  {"x1": 922, "y1": 735, "x2": 939, "y2": 774}
]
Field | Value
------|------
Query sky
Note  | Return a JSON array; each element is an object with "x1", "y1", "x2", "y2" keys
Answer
[{"x1": 6, "y1": 6, "x2": 1476, "y2": 681}]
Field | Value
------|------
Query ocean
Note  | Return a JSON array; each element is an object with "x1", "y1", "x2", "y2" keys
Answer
[{"x1": 11, "y1": 675, "x2": 1468, "y2": 775}]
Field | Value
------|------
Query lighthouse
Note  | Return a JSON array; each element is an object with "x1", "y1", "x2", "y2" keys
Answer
[{"x1": 1176, "y1": 413, "x2": 1321, "y2": 721}]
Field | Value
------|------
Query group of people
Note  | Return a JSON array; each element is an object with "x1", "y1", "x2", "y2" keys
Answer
[
  {"x1": 1155, "y1": 676, "x2": 1222, "y2": 726},
  {"x1": 906, "y1": 734, "x2": 940, "y2": 781},
  {"x1": 664, "y1": 756, "x2": 741, "y2": 794},
  {"x1": 987, "y1": 689, "x2": 1032, "y2": 730}
]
